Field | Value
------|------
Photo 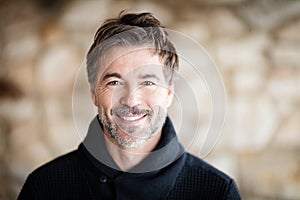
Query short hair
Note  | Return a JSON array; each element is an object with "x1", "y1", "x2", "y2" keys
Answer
[{"x1": 86, "y1": 11, "x2": 179, "y2": 88}]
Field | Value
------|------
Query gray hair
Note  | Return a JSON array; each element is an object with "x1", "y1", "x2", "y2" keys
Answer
[{"x1": 86, "y1": 12, "x2": 179, "y2": 89}]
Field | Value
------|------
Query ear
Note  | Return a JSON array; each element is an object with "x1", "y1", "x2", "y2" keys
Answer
[
  {"x1": 90, "y1": 85, "x2": 98, "y2": 106},
  {"x1": 166, "y1": 84, "x2": 175, "y2": 108}
]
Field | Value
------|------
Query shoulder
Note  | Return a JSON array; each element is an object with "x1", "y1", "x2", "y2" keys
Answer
[
  {"x1": 30, "y1": 149, "x2": 80, "y2": 177},
  {"x1": 168, "y1": 152, "x2": 241, "y2": 199},
  {"x1": 18, "y1": 149, "x2": 90, "y2": 199},
  {"x1": 23, "y1": 149, "x2": 85, "y2": 188},
  {"x1": 183, "y1": 152, "x2": 232, "y2": 182}
]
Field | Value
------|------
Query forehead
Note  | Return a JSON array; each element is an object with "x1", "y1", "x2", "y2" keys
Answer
[{"x1": 100, "y1": 47, "x2": 164, "y2": 77}]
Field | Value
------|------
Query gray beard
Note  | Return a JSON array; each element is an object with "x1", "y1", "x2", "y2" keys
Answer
[{"x1": 99, "y1": 106, "x2": 167, "y2": 148}]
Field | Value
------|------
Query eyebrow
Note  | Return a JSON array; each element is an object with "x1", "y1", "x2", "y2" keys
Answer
[
  {"x1": 102, "y1": 73, "x2": 122, "y2": 81},
  {"x1": 138, "y1": 74, "x2": 160, "y2": 81}
]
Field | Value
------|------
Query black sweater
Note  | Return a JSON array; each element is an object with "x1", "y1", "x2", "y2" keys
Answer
[{"x1": 18, "y1": 117, "x2": 241, "y2": 200}]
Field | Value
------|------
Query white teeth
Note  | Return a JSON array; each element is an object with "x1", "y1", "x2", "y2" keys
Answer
[{"x1": 120, "y1": 115, "x2": 143, "y2": 121}]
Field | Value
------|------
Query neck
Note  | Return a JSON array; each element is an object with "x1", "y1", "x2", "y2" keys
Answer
[{"x1": 104, "y1": 131, "x2": 162, "y2": 172}]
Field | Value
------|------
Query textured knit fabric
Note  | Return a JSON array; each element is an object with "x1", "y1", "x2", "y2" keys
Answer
[{"x1": 18, "y1": 117, "x2": 241, "y2": 200}]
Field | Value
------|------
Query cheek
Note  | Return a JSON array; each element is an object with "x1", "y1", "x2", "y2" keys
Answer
[
  {"x1": 142, "y1": 89, "x2": 170, "y2": 107},
  {"x1": 97, "y1": 90, "x2": 113, "y2": 109}
]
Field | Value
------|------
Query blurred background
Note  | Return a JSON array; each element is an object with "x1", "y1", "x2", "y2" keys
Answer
[{"x1": 1, "y1": 0, "x2": 300, "y2": 199}]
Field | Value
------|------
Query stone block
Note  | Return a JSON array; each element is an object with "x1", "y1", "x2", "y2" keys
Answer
[
  {"x1": 4, "y1": 26, "x2": 40, "y2": 64},
  {"x1": 8, "y1": 141, "x2": 52, "y2": 180},
  {"x1": 232, "y1": 68, "x2": 266, "y2": 95},
  {"x1": 213, "y1": 33, "x2": 270, "y2": 70},
  {"x1": 269, "y1": 42, "x2": 300, "y2": 69},
  {"x1": 125, "y1": 1, "x2": 174, "y2": 27},
  {"x1": 237, "y1": 0, "x2": 300, "y2": 30},
  {"x1": 0, "y1": 98, "x2": 35, "y2": 124},
  {"x1": 6, "y1": 61, "x2": 36, "y2": 94},
  {"x1": 42, "y1": 98, "x2": 80, "y2": 154},
  {"x1": 36, "y1": 44, "x2": 80, "y2": 96},
  {"x1": 173, "y1": 21, "x2": 211, "y2": 45},
  {"x1": 239, "y1": 151, "x2": 300, "y2": 199},
  {"x1": 276, "y1": 17, "x2": 300, "y2": 42},
  {"x1": 45, "y1": 119, "x2": 80, "y2": 155},
  {"x1": 274, "y1": 113, "x2": 300, "y2": 149},
  {"x1": 227, "y1": 94, "x2": 279, "y2": 152},
  {"x1": 267, "y1": 68, "x2": 300, "y2": 109},
  {"x1": 208, "y1": 8, "x2": 248, "y2": 37},
  {"x1": 61, "y1": 0, "x2": 111, "y2": 32}
]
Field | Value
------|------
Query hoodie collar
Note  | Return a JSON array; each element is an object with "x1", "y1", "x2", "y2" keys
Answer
[{"x1": 81, "y1": 115, "x2": 184, "y2": 173}]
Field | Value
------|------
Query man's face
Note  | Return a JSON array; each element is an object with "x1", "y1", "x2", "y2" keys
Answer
[{"x1": 92, "y1": 48, "x2": 174, "y2": 148}]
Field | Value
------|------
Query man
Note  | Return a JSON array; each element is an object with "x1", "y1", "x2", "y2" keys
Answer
[{"x1": 18, "y1": 12, "x2": 241, "y2": 199}]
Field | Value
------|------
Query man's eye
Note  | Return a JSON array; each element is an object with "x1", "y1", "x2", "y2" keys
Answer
[
  {"x1": 142, "y1": 81, "x2": 155, "y2": 86},
  {"x1": 107, "y1": 81, "x2": 122, "y2": 86}
]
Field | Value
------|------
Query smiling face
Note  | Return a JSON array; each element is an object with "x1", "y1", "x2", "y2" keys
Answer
[{"x1": 92, "y1": 47, "x2": 174, "y2": 148}]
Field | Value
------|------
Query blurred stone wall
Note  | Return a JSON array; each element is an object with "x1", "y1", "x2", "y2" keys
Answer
[{"x1": 1, "y1": 0, "x2": 300, "y2": 199}]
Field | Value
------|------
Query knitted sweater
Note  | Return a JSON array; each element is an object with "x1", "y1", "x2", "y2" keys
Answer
[{"x1": 18, "y1": 117, "x2": 241, "y2": 200}]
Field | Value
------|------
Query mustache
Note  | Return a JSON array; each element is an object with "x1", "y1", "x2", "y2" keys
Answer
[{"x1": 111, "y1": 106, "x2": 152, "y2": 116}]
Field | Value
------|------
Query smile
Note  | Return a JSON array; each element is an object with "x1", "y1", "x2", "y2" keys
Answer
[{"x1": 117, "y1": 114, "x2": 147, "y2": 122}]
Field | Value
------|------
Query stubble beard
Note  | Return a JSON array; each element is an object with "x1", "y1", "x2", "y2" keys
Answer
[{"x1": 99, "y1": 106, "x2": 167, "y2": 148}]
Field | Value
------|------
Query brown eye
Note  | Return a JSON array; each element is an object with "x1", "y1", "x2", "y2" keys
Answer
[
  {"x1": 107, "y1": 81, "x2": 122, "y2": 86},
  {"x1": 142, "y1": 81, "x2": 155, "y2": 86}
]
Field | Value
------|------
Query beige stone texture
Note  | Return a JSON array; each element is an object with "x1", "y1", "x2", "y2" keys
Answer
[{"x1": 1, "y1": 1, "x2": 300, "y2": 199}]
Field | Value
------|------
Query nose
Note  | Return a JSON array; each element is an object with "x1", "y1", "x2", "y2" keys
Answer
[{"x1": 120, "y1": 86, "x2": 142, "y2": 108}]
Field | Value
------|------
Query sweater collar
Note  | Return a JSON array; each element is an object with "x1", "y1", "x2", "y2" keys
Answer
[
  {"x1": 79, "y1": 116, "x2": 186, "y2": 200},
  {"x1": 81, "y1": 115, "x2": 184, "y2": 173}
]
